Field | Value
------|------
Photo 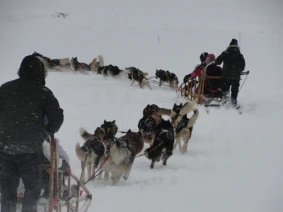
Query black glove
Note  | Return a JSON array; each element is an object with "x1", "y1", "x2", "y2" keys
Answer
[{"x1": 44, "y1": 131, "x2": 54, "y2": 143}]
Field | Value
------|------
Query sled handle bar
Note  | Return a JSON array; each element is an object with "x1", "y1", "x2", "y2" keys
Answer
[{"x1": 241, "y1": 70, "x2": 249, "y2": 75}]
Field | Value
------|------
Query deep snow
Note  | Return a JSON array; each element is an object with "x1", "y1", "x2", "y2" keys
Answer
[{"x1": 0, "y1": 0, "x2": 283, "y2": 211}]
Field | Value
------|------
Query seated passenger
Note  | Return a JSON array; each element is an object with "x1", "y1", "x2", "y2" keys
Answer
[{"x1": 203, "y1": 54, "x2": 222, "y2": 96}]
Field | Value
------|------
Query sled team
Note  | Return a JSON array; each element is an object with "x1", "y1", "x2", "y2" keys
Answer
[{"x1": 0, "y1": 38, "x2": 246, "y2": 212}]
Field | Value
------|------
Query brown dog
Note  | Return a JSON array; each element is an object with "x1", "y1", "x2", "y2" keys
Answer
[{"x1": 104, "y1": 130, "x2": 144, "y2": 185}]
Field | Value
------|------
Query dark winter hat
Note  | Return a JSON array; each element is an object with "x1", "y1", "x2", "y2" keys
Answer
[
  {"x1": 229, "y1": 38, "x2": 238, "y2": 46},
  {"x1": 200, "y1": 52, "x2": 208, "y2": 63},
  {"x1": 18, "y1": 55, "x2": 46, "y2": 85}
]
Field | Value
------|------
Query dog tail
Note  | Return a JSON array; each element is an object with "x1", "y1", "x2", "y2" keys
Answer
[
  {"x1": 59, "y1": 58, "x2": 70, "y2": 66},
  {"x1": 179, "y1": 100, "x2": 196, "y2": 116},
  {"x1": 79, "y1": 127, "x2": 94, "y2": 141},
  {"x1": 89, "y1": 57, "x2": 97, "y2": 71},
  {"x1": 186, "y1": 108, "x2": 199, "y2": 128},
  {"x1": 75, "y1": 143, "x2": 85, "y2": 161},
  {"x1": 98, "y1": 55, "x2": 104, "y2": 67},
  {"x1": 157, "y1": 108, "x2": 176, "y2": 117},
  {"x1": 173, "y1": 100, "x2": 197, "y2": 127}
]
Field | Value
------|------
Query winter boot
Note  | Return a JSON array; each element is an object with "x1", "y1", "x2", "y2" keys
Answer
[{"x1": 231, "y1": 98, "x2": 237, "y2": 107}]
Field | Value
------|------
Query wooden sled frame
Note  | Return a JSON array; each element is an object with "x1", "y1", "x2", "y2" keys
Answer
[
  {"x1": 45, "y1": 140, "x2": 92, "y2": 212},
  {"x1": 179, "y1": 75, "x2": 223, "y2": 105},
  {"x1": 17, "y1": 141, "x2": 92, "y2": 212}
]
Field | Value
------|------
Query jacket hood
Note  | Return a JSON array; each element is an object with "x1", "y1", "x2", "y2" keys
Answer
[{"x1": 18, "y1": 55, "x2": 47, "y2": 85}]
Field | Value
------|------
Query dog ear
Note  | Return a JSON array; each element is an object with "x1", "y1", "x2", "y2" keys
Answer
[
  {"x1": 112, "y1": 120, "x2": 116, "y2": 124},
  {"x1": 180, "y1": 103, "x2": 183, "y2": 107},
  {"x1": 127, "y1": 129, "x2": 131, "y2": 133},
  {"x1": 104, "y1": 120, "x2": 107, "y2": 124}
]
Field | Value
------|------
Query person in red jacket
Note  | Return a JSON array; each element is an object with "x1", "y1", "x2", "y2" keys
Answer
[{"x1": 183, "y1": 52, "x2": 208, "y2": 83}]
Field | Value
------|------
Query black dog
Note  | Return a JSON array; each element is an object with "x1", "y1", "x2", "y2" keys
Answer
[
  {"x1": 142, "y1": 104, "x2": 159, "y2": 117},
  {"x1": 76, "y1": 120, "x2": 118, "y2": 182},
  {"x1": 97, "y1": 65, "x2": 123, "y2": 76},
  {"x1": 138, "y1": 116, "x2": 157, "y2": 146},
  {"x1": 155, "y1": 69, "x2": 179, "y2": 89},
  {"x1": 126, "y1": 67, "x2": 151, "y2": 89},
  {"x1": 144, "y1": 119, "x2": 174, "y2": 169}
]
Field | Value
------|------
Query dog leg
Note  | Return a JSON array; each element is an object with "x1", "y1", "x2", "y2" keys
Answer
[
  {"x1": 92, "y1": 164, "x2": 96, "y2": 181},
  {"x1": 162, "y1": 151, "x2": 168, "y2": 166},
  {"x1": 173, "y1": 140, "x2": 177, "y2": 150},
  {"x1": 80, "y1": 161, "x2": 85, "y2": 183},
  {"x1": 131, "y1": 79, "x2": 135, "y2": 86},
  {"x1": 103, "y1": 160, "x2": 110, "y2": 180},
  {"x1": 95, "y1": 158, "x2": 102, "y2": 180},
  {"x1": 174, "y1": 137, "x2": 182, "y2": 151},
  {"x1": 182, "y1": 134, "x2": 191, "y2": 154},
  {"x1": 104, "y1": 170, "x2": 109, "y2": 180},
  {"x1": 123, "y1": 164, "x2": 133, "y2": 180},
  {"x1": 87, "y1": 163, "x2": 92, "y2": 182},
  {"x1": 150, "y1": 160, "x2": 155, "y2": 169},
  {"x1": 162, "y1": 156, "x2": 168, "y2": 166},
  {"x1": 159, "y1": 80, "x2": 162, "y2": 87},
  {"x1": 147, "y1": 82, "x2": 152, "y2": 90},
  {"x1": 111, "y1": 171, "x2": 123, "y2": 186},
  {"x1": 139, "y1": 81, "x2": 143, "y2": 89}
]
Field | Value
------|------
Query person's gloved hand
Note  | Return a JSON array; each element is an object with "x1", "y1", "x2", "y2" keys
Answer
[{"x1": 64, "y1": 168, "x2": 71, "y2": 177}]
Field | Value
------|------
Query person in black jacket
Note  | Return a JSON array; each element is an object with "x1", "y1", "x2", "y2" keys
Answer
[
  {"x1": 203, "y1": 54, "x2": 222, "y2": 96},
  {"x1": 215, "y1": 39, "x2": 246, "y2": 105},
  {"x1": 0, "y1": 55, "x2": 64, "y2": 212}
]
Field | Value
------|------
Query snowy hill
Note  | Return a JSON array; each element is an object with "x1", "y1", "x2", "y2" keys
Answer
[{"x1": 0, "y1": 0, "x2": 283, "y2": 211}]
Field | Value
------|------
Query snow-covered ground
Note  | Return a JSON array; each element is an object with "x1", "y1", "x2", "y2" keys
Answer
[{"x1": 0, "y1": 0, "x2": 283, "y2": 211}]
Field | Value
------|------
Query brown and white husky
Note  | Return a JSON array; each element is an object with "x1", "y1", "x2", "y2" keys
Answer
[{"x1": 104, "y1": 130, "x2": 144, "y2": 185}]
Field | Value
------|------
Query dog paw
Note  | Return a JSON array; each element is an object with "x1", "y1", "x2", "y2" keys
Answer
[
  {"x1": 162, "y1": 161, "x2": 167, "y2": 166},
  {"x1": 123, "y1": 175, "x2": 128, "y2": 180}
]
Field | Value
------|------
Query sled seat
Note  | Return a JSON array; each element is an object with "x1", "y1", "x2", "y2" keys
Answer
[{"x1": 179, "y1": 75, "x2": 223, "y2": 105}]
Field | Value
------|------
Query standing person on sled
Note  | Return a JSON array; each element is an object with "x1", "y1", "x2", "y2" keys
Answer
[
  {"x1": 215, "y1": 39, "x2": 246, "y2": 106},
  {"x1": 0, "y1": 55, "x2": 64, "y2": 212}
]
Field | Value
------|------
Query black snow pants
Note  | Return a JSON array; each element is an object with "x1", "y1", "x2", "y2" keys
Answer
[
  {"x1": 0, "y1": 152, "x2": 42, "y2": 212},
  {"x1": 221, "y1": 78, "x2": 240, "y2": 101}
]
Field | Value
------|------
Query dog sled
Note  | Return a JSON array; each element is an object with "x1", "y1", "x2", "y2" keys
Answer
[
  {"x1": 179, "y1": 71, "x2": 250, "y2": 108},
  {"x1": 17, "y1": 141, "x2": 92, "y2": 212}
]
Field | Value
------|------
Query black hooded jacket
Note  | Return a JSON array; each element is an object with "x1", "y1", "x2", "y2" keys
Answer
[
  {"x1": 215, "y1": 46, "x2": 245, "y2": 79},
  {"x1": 0, "y1": 56, "x2": 64, "y2": 155}
]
